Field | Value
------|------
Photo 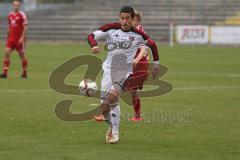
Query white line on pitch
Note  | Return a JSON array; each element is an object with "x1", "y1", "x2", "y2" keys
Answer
[{"x1": 174, "y1": 86, "x2": 240, "y2": 90}]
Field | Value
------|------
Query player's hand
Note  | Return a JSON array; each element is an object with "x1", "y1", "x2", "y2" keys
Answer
[
  {"x1": 152, "y1": 63, "x2": 160, "y2": 80},
  {"x1": 18, "y1": 37, "x2": 24, "y2": 44},
  {"x1": 92, "y1": 46, "x2": 100, "y2": 54}
]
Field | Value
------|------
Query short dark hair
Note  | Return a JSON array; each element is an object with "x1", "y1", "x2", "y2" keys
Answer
[{"x1": 120, "y1": 6, "x2": 135, "y2": 18}]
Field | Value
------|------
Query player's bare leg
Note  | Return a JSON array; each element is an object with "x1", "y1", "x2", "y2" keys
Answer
[
  {"x1": 130, "y1": 90, "x2": 143, "y2": 121},
  {"x1": 0, "y1": 47, "x2": 12, "y2": 78},
  {"x1": 18, "y1": 51, "x2": 28, "y2": 78},
  {"x1": 94, "y1": 103, "x2": 109, "y2": 121}
]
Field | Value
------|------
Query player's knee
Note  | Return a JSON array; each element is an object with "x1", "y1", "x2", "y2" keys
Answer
[
  {"x1": 5, "y1": 47, "x2": 11, "y2": 52},
  {"x1": 130, "y1": 90, "x2": 138, "y2": 98},
  {"x1": 19, "y1": 53, "x2": 26, "y2": 60},
  {"x1": 101, "y1": 102, "x2": 110, "y2": 114},
  {"x1": 108, "y1": 89, "x2": 119, "y2": 104},
  {"x1": 4, "y1": 49, "x2": 12, "y2": 58}
]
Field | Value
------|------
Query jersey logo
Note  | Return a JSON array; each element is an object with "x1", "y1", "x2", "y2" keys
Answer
[
  {"x1": 129, "y1": 36, "x2": 135, "y2": 41},
  {"x1": 11, "y1": 20, "x2": 16, "y2": 25},
  {"x1": 105, "y1": 40, "x2": 132, "y2": 51}
]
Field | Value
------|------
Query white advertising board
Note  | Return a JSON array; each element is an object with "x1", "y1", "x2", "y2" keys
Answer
[
  {"x1": 211, "y1": 26, "x2": 240, "y2": 44},
  {"x1": 177, "y1": 25, "x2": 209, "y2": 44}
]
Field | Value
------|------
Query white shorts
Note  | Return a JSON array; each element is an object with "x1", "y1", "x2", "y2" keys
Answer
[{"x1": 100, "y1": 69, "x2": 131, "y2": 103}]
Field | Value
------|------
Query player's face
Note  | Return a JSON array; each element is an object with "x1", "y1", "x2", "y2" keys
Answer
[
  {"x1": 132, "y1": 16, "x2": 139, "y2": 28},
  {"x1": 119, "y1": 13, "x2": 133, "y2": 31},
  {"x1": 13, "y1": 1, "x2": 20, "y2": 12}
]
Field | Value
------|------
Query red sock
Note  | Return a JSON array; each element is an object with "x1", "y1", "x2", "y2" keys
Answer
[
  {"x1": 132, "y1": 96, "x2": 141, "y2": 118},
  {"x1": 22, "y1": 59, "x2": 28, "y2": 76},
  {"x1": 3, "y1": 59, "x2": 10, "y2": 75}
]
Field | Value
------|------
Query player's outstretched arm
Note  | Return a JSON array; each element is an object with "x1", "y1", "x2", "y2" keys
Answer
[
  {"x1": 133, "y1": 47, "x2": 148, "y2": 68},
  {"x1": 87, "y1": 23, "x2": 121, "y2": 54},
  {"x1": 146, "y1": 38, "x2": 159, "y2": 62},
  {"x1": 151, "y1": 62, "x2": 160, "y2": 80},
  {"x1": 145, "y1": 39, "x2": 160, "y2": 79},
  {"x1": 87, "y1": 33, "x2": 101, "y2": 54}
]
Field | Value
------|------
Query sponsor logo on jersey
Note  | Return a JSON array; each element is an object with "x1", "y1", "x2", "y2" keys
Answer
[{"x1": 129, "y1": 36, "x2": 135, "y2": 41}]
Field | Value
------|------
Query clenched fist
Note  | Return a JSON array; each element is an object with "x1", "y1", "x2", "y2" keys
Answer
[{"x1": 92, "y1": 46, "x2": 100, "y2": 54}]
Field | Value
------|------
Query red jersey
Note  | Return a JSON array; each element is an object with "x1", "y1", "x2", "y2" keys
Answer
[
  {"x1": 135, "y1": 24, "x2": 159, "y2": 62},
  {"x1": 134, "y1": 24, "x2": 149, "y2": 62},
  {"x1": 125, "y1": 24, "x2": 149, "y2": 90},
  {"x1": 136, "y1": 25, "x2": 146, "y2": 34},
  {"x1": 8, "y1": 11, "x2": 28, "y2": 41}
]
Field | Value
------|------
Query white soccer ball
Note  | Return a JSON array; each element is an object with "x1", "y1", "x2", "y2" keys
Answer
[{"x1": 79, "y1": 79, "x2": 98, "y2": 97}]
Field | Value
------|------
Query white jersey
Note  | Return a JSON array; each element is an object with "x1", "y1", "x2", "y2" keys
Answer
[
  {"x1": 88, "y1": 23, "x2": 157, "y2": 99},
  {"x1": 93, "y1": 27, "x2": 147, "y2": 74}
]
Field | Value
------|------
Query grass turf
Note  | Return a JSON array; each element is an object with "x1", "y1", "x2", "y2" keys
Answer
[{"x1": 0, "y1": 43, "x2": 239, "y2": 160}]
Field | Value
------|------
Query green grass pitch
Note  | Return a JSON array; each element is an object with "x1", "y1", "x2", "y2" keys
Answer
[{"x1": 0, "y1": 42, "x2": 239, "y2": 160}]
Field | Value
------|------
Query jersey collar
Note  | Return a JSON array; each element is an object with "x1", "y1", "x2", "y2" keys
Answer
[{"x1": 120, "y1": 27, "x2": 134, "y2": 32}]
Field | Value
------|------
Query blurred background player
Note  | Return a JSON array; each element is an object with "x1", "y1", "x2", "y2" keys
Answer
[
  {"x1": 129, "y1": 10, "x2": 148, "y2": 121},
  {"x1": 0, "y1": 0, "x2": 28, "y2": 78}
]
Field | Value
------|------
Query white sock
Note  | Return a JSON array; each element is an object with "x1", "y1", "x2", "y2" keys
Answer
[{"x1": 110, "y1": 105, "x2": 120, "y2": 135}]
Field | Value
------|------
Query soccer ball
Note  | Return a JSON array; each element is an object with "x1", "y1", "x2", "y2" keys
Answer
[{"x1": 79, "y1": 79, "x2": 98, "y2": 97}]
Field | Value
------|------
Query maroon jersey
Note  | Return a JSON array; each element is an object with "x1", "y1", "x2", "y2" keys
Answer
[
  {"x1": 8, "y1": 11, "x2": 28, "y2": 41},
  {"x1": 127, "y1": 24, "x2": 149, "y2": 91},
  {"x1": 135, "y1": 24, "x2": 148, "y2": 61},
  {"x1": 136, "y1": 25, "x2": 146, "y2": 34}
]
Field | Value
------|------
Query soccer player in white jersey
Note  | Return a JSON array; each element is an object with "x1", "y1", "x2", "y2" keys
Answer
[
  {"x1": 87, "y1": 6, "x2": 159, "y2": 144},
  {"x1": 94, "y1": 10, "x2": 160, "y2": 122}
]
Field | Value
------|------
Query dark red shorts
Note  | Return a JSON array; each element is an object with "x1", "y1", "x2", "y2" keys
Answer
[
  {"x1": 124, "y1": 56, "x2": 149, "y2": 91},
  {"x1": 6, "y1": 39, "x2": 25, "y2": 53}
]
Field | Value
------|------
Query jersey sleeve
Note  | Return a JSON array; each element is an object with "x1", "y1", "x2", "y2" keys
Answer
[
  {"x1": 145, "y1": 39, "x2": 159, "y2": 62},
  {"x1": 133, "y1": 28, "x2": 159, "y2": 62},
  {"x1": 87, "y1": 23, "x2": 121, "y2": 48},
  {"x1": 87, "y1": 30, "x2": 108, "y2": 48},
  {"x1": 93, "y1": 30, "x2": 108, "y2": 41},
  {"x1": 98, "y1": 23, "x2": 121, "y2": 32},
  {"x1": 87, "y1": 33, "x2": 98, "y2": 48},
  {"x1": 20, "y1": 11, "x2": 28, "y2": 25}
]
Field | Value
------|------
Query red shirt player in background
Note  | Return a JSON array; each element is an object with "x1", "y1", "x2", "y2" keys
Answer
[
  {"x1": 129, "y1": 10, "x2": 159, "y2": 121},
  {"x1": 0, "y1": 0, "x2": 28, "y2": 78},
  {"x1": 128, "y1": 10, "x2": 148, "y2": 121}
]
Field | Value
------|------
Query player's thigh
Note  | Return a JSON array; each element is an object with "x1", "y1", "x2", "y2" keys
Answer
[
  {"x1": 6, "y1": 39, "x2": 14, "y2": 49},
  {"x1": 101, "y1": 71, "x2": 112, "y2": 100},
  {"x1": 16, "y1": 41, "x2": 26, "y2": 56},
  {"x1": 5, "y1": 40, "x2": 14, "y2": 58},
  {"x1": 125, "y1": 71, "x2": 148, "y2": 91},
  {"x1": 108, "y1": 82, "x2": 123, "y2": 105}
]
